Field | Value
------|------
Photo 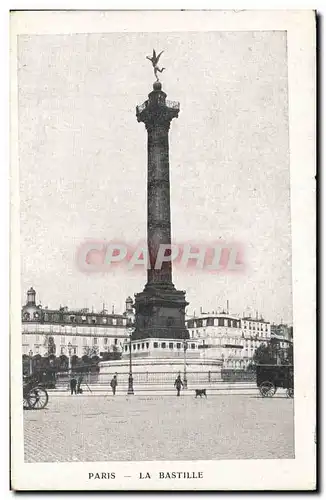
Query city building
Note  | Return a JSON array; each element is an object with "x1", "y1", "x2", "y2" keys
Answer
[
  {"x1": 21, "y1": 287, "x2": 130, "y2": 359},
  {"x1": 186, "y1": 310, "x2": 271, "y2": 369},
  {"x1": 241, "y1": 315, "x2": 272, "y2": 365}
]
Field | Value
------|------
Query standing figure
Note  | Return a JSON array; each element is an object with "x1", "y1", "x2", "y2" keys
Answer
[
  {"x1": 70, "y1": 375, "x2": 77, "y2": 395},
  {"x1": 110, "y1": 375, "x2": 118, "y2": 396},
  {"x1": 174, "y1": 373, "x2": 184, "y2": 397}
]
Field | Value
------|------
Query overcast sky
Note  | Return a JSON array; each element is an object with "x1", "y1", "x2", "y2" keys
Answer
[{"x1": 18, "y1": 30, "x2": 292, "y2": 324}]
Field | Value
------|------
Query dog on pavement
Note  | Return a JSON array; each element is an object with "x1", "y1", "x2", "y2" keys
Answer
[{"x1": 195, "y1": 389, "x2": 207, "y2": 398}]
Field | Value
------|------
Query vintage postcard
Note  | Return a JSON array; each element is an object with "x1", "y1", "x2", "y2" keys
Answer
[{"x1": 10, "y1": 10, "x2": 316, "y2": 491}]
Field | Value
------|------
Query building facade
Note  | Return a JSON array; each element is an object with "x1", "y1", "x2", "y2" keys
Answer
[
  {"x1": 21, "y1": 288, "x2": 130, "y2": 359},
  {"x1": 186, "y1": 311, "x2": 272, "y2": 369},
  {"x1": 22, "y1": 288, "x2": 292, "y2": 370}
]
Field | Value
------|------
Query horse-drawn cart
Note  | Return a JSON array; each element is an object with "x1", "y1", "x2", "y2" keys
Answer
[
  {"x1": 256, "y1": 364, "x2": 294, "y2": 398},
  {"x1": 23, "y1": 374, "x2": 49, "y2": 410}
]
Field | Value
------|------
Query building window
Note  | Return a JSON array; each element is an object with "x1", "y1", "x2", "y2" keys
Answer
[
  {"x1": 35, "y1": 335, "x2": 40, "y2": 343},
  {"x1": 169, "y1": 343, "x2": 174, "y2": 349},
  {"x1": 114, "y1": 338, "x2": 118, "y2": 345},
  {"x1": 93, "y1": 337, "x2": 98, "y2": 345},
  {"x1": 161, "y1": 342, "x2": 166, "y2": 349},
  {"x1": 125, "y1": 345, "x2": 128, "y2": 352},
  {"x1": 153, "y1": 342, "x2": 158, "y2": 348},
  {"x1": 141, "y1": 343, "x2": 145, "y2": 349},
  {"x1": 137, "y1": 344, "x2": 140, "y2": 350},
  {"x1": 73, "y1": 348, "x2": 77, "y2": 355},
  {"x1": 104, "y1": 338, "x2": 108, "y2": 345},
  {"x1": 191, "y1": 343, "x2": 196, "y2": 349},
  {"x1": 176, "y1": 343, "x2": 181, "y2": 349},
  {"x1": 133, "y1": 344, "x2": 136, "y2": 350},
  {"x1": 146, "y1": 342, "x2": 149, "y2": 349},
  {"x1": 60, "y1": 347, "x2": 65, "y2": 355}
]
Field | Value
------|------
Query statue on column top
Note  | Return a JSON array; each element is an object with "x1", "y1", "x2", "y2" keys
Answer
[{"x1": 146, "y1": 49, "x2": 166, "y2": 81}]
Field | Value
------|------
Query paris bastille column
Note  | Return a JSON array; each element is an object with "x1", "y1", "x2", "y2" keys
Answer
[{"x1": 133, "y1": 79, "x2": 189, "y2": 342}]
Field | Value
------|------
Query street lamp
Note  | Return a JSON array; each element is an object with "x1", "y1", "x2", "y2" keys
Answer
[
  {"x1": 29, "y1": 350, "x2": 33, "y2": 376},
  {"x1": 68, "y1": 342, "x2": 72, "y2": 374},
  {"x1": 183, "y1": 339, "x2": 188, "y2": 389},
  {"x1": 127, "y1": 317, "x2": 134, "y2": 395}
]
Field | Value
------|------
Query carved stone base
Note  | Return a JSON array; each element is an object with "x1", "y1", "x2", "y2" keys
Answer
[{"x1": 133, "y1": 284, "x2": 189, "y2": 341}]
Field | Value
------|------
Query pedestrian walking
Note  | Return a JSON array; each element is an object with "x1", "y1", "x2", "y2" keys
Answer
[
  {"x1": 70, "y1": 375, "x2": 77, "y2": 395},
  {"x1": 110, "y1": 375, "x2": 118, "y2": 396},
  {"x1": 174, "y1": 373, "x2": 184, "y2": 396}
]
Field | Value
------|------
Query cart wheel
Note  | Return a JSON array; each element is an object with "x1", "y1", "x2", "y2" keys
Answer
[
  {"x1": 27, "y1": 387, "x2": 49, "y2": 409},
  {"x1": 23, "y1": 395, "x2": 31, "y2": 410},
  {"x1": 286, "y1": 388, "x2": 294, "y2": 398},
  {"x1": 259, "y1": 381, "x2": 276, "y2": 397}
]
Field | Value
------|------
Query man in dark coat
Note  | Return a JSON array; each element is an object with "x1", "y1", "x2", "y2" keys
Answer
[
  {"x1": 110, "y1": 375, "x2": 118, "y2": 396},
  {"x1": 174, "y1": 374, "x2": 184, "y2": 396},
  {"x1": 70, "y1": 375, "x2": 77, "y2": 395}
]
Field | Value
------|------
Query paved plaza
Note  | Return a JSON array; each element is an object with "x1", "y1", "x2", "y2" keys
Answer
[{"x1": 24, "y1": 393, "x2": 294, "y2": 463}]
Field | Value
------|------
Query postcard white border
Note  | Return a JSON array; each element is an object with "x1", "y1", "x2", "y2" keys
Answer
[{"x1": 10, "y1": 9, "x2": 316, "y2": 491}]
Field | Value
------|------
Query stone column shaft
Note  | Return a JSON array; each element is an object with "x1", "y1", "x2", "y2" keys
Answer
[{"x1": 147, "y1": 121, "x2": 172, "y2": 285}]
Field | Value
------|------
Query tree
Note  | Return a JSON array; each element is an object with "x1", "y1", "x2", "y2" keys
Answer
[
  {"x1": 246, "y1": 362, "x2": 256, "y2": 372},
  {"x1": 253, "y1": 338, "x2": 292, "y2": 365},
  {"x1": 253, "y1": 343, "x2": 275, "y2": 365},
  {"x1": 100, "y1": 347, "x2": 122, "y2": 362},
  {"x1": 58, "y1": 354, "x2": 69, "y2": 371},
  {"x1": 83, "y1": 345, "x2": 99, "y2": 357},
  {"x1": 43, "y1": 335, "x2": 57, "y2": 357}
]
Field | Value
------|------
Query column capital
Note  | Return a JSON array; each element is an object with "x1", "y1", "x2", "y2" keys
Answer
[{"x1": 136, "y1": 89, "x2": 180, "y2": 129}]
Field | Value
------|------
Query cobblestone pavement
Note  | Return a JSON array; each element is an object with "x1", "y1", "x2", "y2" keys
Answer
[{"x1": 24, "y1": 393, "x2": 294, "y2": 462}]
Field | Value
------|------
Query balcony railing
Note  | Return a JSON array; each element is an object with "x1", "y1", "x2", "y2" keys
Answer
[
  {"x1": 166, "y1": 99, "x2": 180, "y2": 110},
  {"x1": 136, "y1": 101, "x2": 148, "y2": 114},
  {"x1": 136, "y1": 99, "x2": 180, "y2": 113}
]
